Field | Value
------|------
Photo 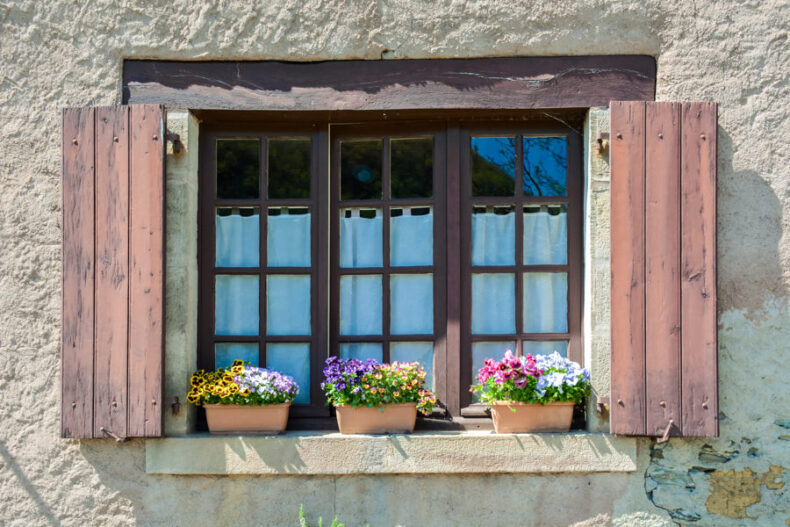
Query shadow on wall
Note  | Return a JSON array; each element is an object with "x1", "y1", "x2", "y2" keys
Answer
[
  {"x1": 0, "y1": 440, "x2": 62, "y2": 527},
  {"x1": 716, "y1": 128, "x2": 787, "y2": 314}
]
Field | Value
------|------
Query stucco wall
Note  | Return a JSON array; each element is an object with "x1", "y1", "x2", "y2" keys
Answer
[{"x1": 1, "y1": 1, "x2": 789, "y2": 526}]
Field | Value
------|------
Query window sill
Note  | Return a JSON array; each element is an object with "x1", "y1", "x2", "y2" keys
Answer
[{"x1": 145, "y1": 431, "x2": 637, "y2": 475}]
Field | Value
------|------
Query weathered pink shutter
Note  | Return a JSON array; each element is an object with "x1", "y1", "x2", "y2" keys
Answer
[
  {"x1": 62, "y1": 105, "x2": 165, "y2": 439},
  {"x1": 610, "y1": 101, "x2": 718, "y2": 437}
]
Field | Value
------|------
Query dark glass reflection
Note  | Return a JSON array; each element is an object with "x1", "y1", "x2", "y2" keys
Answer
[
  {"x1": 268, "y1": 138, "x2": 311, "y2": 199},
  {"x1": 341, "y1": 140, "x2": 383, "y2": 200},
  {"x1": 391, "y1": 137, "x2": 433, "y2": 198},
  {"x1": 217, "y1": 139, "x2": 260, "y2": 199},
  {"x1": 471, "y1": 137, "x2": 516, "y2": 197},
  {"x1": 522, "y1": 137, "x2": 567, "y2": 196}
]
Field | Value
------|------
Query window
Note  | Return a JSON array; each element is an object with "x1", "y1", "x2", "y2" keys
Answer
[{"x1": 198, "y1": 116, "x2": 582, "y2": 426}]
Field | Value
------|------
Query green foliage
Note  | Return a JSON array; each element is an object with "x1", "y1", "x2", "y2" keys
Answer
[{"x1": 299, "y1": 504, "x2": 365, "y2": 527}]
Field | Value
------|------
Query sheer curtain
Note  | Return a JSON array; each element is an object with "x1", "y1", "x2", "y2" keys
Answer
[
  {"x1": 391, "y1": 209, "x2": 432, "y2": 266},
  {"x1": 268, "y1": 212, "x2": 311, "y2": 267},
  {"x1": 472, "y1": 209, "x2": 515, "y2": 265},
  {"x1": 216, "y1": 211, "x2": 259, "y2": 267},
  {"x1": 523, "y1": 209, "x2": 566, "y2": 264},
  {"x1": 340, "y1": 211, "x2": 382, "y2": 267}
]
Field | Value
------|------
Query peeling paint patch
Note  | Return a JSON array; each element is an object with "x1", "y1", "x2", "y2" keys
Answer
[{"x1": 705, "y1": 466, "x2": 785, "y2": 518}]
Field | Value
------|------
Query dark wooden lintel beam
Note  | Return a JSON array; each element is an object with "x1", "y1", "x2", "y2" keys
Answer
[{"x1": 123, "y1": 56, "x2": 655, "y2": 111}]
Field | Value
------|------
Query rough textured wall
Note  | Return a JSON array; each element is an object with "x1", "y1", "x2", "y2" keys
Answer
[{"x1": 0, "y1": 1, "x2": 788, "y2": 526}]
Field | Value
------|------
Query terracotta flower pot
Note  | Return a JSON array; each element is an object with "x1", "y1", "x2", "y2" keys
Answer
[
  {"x1": 489, "y1": 401, "x2": 575, "y2": 433},
  {"x1": 335, "y1": 402, "x2": 418, "y2": 434},
  {"x1": 204, "y1": 403, "x2": 290, "y2": 434}
]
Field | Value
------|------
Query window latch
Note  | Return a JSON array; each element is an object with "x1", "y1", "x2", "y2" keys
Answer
[
  {"x1": 100, "y1": 427, "x2": 127, "y2": 443},
  {"x1": 657, "y1": 419, "x2": 675, "y2": 444}
]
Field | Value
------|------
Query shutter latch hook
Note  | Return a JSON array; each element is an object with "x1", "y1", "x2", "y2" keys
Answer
[{"x1": 657, "y1": 419, "x2": 675, "y2": 444}]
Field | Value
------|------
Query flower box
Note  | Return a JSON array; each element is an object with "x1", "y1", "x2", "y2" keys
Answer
[
  {"x1": 335, "y1": 402, "x2": 418, "y2": 434},
  {"x1": 322, "y1": 357, "x2": 437, "y2": 435},
  {"x1": 187, "y1": 360, "x2": 299, "y2": 435},
  {"x1": 473, "y1": 350, "x2": 590, "y2": 434},
  {"x1": 489, "y1": 401, "x2": 575, "y2": 433},
  {"x1": 204, "y1": 402, "x2": 291, "y2": 434}
]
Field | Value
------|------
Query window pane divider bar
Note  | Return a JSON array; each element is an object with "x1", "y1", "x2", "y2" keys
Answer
[
  {"x1": 470, "y1": 333, "x2": 570, "y2": 341},
  {"x1": 470, "y1": 265, "x2": 569, "y2": 273},
  {"x1": 339, "y1": 266, "x2": 433, "y2": 275}
]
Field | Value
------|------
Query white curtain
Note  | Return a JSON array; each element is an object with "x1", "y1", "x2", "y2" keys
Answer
[
  {"x1": 523, "y1": 272, "x2": 567, "y2": 333},
  {"x1": 523, "y1": 209, "x2": 567, "y2": 265},
  {"x1": 522, "y1": 341, "x2": 568, "y2": 357},
  {"x1": 216, "y1": 212, "x2": 259, "y2": 267},
  {"x1": 471, "y1": 273, "x2": 515, "y2": 334},
  {"x1": 472, "y1": 210, "x2": 515, "y2": 266},
  {"x1": 266, "y1": 275, "x2": 311, "y2": 335},
  {"x1": 340, "y1": 212, "x2": 382, "y2": 268},
  {"x1": 215, "y1": 275, "x2": 259, "y2": 335},
  {"x1": 268, "y1": 212, "x2": 311, "y2": 267},
  {"x1": 340, "y1": 275, "x2": 382, "y2": 335},
  {"x1": 339, "y1": 342, "x2": 383, "y2": 362},
  {"x1": 391, "y1": 210, "x2": 433, "y2": 266},
  {"x1": 390, "y1": 274, "x2": 433, "y2": 334},
  {"x1": 267, "y1": 343, "x2": 311, "y2": 403}
]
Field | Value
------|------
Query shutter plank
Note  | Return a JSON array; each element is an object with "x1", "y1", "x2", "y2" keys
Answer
[
  {"x1": 681, "y1": 102, "x2": 718, "y2": 437},
  {"x1": 93, "y1": 106, "x2": 130, "y2": 439},
  {"x1": 62, "y1": 108, "x2": 95, "y2": 439},
  {"x1": 610, "y1": 101, "x2": 647, "y2": 435},
  {"x1": 128, "y1": 105, "x2": 165, "y2": 437},
  {"x1": 645, "y1": 102, "x2": 682, "y2": 436}
]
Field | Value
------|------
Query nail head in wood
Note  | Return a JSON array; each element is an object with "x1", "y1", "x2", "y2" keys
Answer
[{"x1": 72, "y1": 138, "x2": 78, "y2": 145}]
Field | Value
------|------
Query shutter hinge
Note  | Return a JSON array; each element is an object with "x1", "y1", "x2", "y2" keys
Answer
[
  {"x1": 164, "y1": 396, "x2": 181, "y2": 415},
  {"x1": 165, "y1": 131, "x2": 183, "y2": 154},
  {"x1": 595, "y1": 132, "x2": 610, "y2": 155},
  {"x1": 596, "y1": 396, "x2": 610, "y2": 414}
]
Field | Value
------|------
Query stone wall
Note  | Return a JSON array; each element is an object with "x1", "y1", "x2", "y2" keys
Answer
[{"x1": 1, "y1": 1, "x2": 788, "y2": 525}]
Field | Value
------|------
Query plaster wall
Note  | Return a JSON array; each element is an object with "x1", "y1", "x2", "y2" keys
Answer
[{"x1": 0, "y1": 1, "x2": 789, "y2": 526}]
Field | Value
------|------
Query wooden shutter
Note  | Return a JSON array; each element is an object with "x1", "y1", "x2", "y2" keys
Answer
[
  {"x1": 62, "y1": 105, "x2": 165, "y2": 439},
  {"x1": 610, "y1": 101, "x2": 718, "y2": 437}
]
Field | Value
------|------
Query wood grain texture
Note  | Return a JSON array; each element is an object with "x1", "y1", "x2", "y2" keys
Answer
[
  {"x1": 62, "y1": 107, "x2": 95, "y2": 439},
  {"x1": 123, "y1": 57, "x2": 656, "y2": 111},
  {"x1": 645, "y1": 102, "x2": 682, "y2": 436},
  {"x1": 444, "y1": 125, "x2": 461, "y2": 415},
  {"x1": 681, "y1": 102, "x2": 718, "y2": 437},
  {"x1": 128, "y1": 105, "x2": 165, "y2": 437},
  {"x1": 610, "y1": 101, "x2": 647, "y2": 436},
  {"x1": 93, "y1": 106, "x2": 130, "y2": 439}
]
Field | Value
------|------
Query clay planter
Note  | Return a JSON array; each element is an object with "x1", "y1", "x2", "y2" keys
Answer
[
  {"x1": 204, "y1": 403, "x2": 290, "y2": 434},
  {"x1": 335, "y1": 402, "x2": 418, "y2": 434},
  {"x1": 489, "y1": 401, "x2": 575, "y2": 433}
]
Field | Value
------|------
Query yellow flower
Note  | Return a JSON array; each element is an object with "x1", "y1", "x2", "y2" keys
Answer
[
  {"x1": 222, "y1": 374, "x2": 234, "y2": 383},
  {"x1": 370, "y1": 388, "x2": 377, "y2": 394},
  {"x1": 239, "y1": 388, "x2": 250, "y2": 397},
  {"x1": 393, "y1": 391, "x2": 400, "y2": 397},
  {"x1": 232, "y1": 359, "x2": 244, "y2": 367},
  {"x1": 228, "y1": 383, "x2": 239, "y2": 394}
]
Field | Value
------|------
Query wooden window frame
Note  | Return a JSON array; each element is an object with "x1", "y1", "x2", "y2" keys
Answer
[
  {"x1": 457, "y1": 122, "x2": 583, "y2": 415},
  {"x1": 197, "y1": 113, "x2": 584, "y2": 430}
]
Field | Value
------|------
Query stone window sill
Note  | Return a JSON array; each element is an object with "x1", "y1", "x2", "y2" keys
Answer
[{"x1": 146, "y1": 431, "x2": 636, "y2": 475}]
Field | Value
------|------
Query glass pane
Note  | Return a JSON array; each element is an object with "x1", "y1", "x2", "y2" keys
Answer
[
  {"x1": 217, "y1": 139, "x2": 259, "y2": 199},
  {"x1": 268, "y1": 138, "x2": 311, "y2": 199},
  {"x1": 267, "y1": 343, "x2": 310, "y2": 404},
  {"x1": 522, "y1": 136, "x2": 567, "y2": 197},
  {"x1": 472, "y1": 273, "x2": 515, "y2": 334},
  {"x1": 390, "y1": 274, "x2": 433, "y2": 335},
  {"x1": 215, "y1": 275, "x2": 259, "y2": 336},
  {"x1": 390, "y1": 342, "x2": 434, "y2": 390},
  {"x1": 391, "y1": 137, "x2": 433, "y2": 198},
  {"x1": 471, "y1": 341, "x2": 515, "y2": 400},
  {"x1": 216, "y1": 207, "x2": 259, "y2": 267},
  {"x1": 471, "y1": 136, "x2": 515, "y2": 197},
  {"x1": 523, "y1": 205, "x2": 567, "y2": 265},
  {"x1": 340, "y1": 275, "x2": 382, "y2": 335},
  {"x1": 390, "y1": 207, "x2": 433, "y2": 266},
  {"x1": 340, "y1": 208, "x2": 382, "y2": 268},
  {"x1": 522, "y1": 340, "x2": 568, "y2": 357},
  {"x1": 341, "y1": 140, "x2": 382, "y2": 200},
  {"x1": 472, "y1": 206, "x2": 515, "y2": 266},
  {"x1": 523, "y1": 272, "x2": 568, "y2": 333},
  {"x1": 215, "y1": 343, "x2": 259, "y2": 370},
  {"x1": 268, "y1": 207, "x2": 311, "y2": 267},
  {"x1": 266, "y1": 275, "x2": 311, "y2": 335},
  {"x1": 339, "y1": 342, "x2": 383, "y2": 363}
]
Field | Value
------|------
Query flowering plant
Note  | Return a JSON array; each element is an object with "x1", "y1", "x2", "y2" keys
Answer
[
  {"x1": 186, "y1": 360, "x2": 298, "y2": 406},
  {"x1": 472, "y1": 350, "x2": 590, "y2": 406},
  {"x1": 321, "y1": 357, "x2": 437, "y2": 415}
]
